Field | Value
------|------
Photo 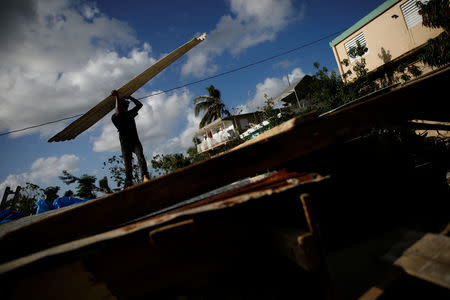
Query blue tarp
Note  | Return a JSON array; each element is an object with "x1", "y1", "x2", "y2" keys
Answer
[
  {"x1": 0, "y1": 197, "x2": 92, "y2": 223},
  {"x1": 0, "y1": 210, "x2": 26, "y2": 224},
  {"x1": 36, "y1": 196, "x2": 92, "y2": 214},
  {"x1": 35, "y1": 198, "x2": 54, "y2": 214}
]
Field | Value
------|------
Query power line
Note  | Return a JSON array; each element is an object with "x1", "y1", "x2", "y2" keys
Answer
[
  {"x1": 0, "y1": 114, "x2": 84, "y2": 137},
  {"x1": 0, "y1": 29, "x2": 343, "y2": 137}
]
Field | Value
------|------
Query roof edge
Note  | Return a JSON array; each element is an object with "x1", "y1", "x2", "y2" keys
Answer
[{"x1": 329, "y1": 0, "x2": 400, "y2": 48}]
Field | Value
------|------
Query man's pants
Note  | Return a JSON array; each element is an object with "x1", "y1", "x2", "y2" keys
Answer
[{"x1": 121, "y1": 140, "x2": 149, "y2": 187}]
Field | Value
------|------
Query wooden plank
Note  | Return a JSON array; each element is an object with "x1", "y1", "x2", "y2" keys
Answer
[
  {"x1": 0, "y1": 173, "x2": 327, "y2": 274},
  {"x1": 1, "y1": 66, "x2": 448, "y2": 264},
  {"x1": 48, "y1": 33, "x2": 206, "y2": 142},
  {"x1": 394, "y1": 233, "x2": 450, "y2": 289}
]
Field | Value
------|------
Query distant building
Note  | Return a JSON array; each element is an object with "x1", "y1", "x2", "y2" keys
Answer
[
  {"x1": 330, "y1": 0, "x2": 444, "y2": 82},
  {"x1": 194, "y1": 112, "x2": 264, "y2": 154},
  {"x1": 273, "y1": 75, "x2": 316, "y2": 109}
]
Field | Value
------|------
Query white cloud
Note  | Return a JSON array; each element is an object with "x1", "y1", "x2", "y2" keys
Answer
[
  {"x1": 152, "y1": 108, "x2": 203, "y2": 156},
  {"x1": 82, "y1": 4, "x2": 100, "y2": 20},
  {"x1": 243, "y1": 67, "x2": 305, "y2": 112},
  {"x1": 29, "y1": 154, "x2": 80, "y2": 183},
  {"x1": 0, "y1": 154, "x2": 80, "y2": 198},
  {"x1": 273, "y1": 59, "x2": 296, "y2": 69},
  {"x1": 0, "y1": 0, "x2": 157, "y2": 138},
  {"x1": 182, "y1": 0, "x2": 302, "y2": 77}
]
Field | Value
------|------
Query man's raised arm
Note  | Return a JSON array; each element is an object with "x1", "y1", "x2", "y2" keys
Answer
[
  {"x1": 128, "y1": 95, "x2": 143, "y2": 111},
  {"x1": 111, "y1": 90, "x2": 120, "y2": 115}
]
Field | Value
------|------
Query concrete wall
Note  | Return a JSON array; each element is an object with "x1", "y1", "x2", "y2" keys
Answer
[{"x1": 332, "y1": 0, "x2": 443, "y2": 80}]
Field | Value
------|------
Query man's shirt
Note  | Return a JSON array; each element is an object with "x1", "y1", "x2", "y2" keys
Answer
[{"x1": 111, "y1": 107, "x2": 140, "y2": 144}]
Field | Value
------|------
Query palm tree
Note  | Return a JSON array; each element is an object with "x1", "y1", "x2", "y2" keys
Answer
[{"x1": 194, "y1": 85, "x2": 231, "y2": 128}]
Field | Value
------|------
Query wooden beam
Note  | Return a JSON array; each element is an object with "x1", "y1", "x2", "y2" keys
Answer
[{"x1": 48, "y1": 33, "x2": 206, "y2": 142}]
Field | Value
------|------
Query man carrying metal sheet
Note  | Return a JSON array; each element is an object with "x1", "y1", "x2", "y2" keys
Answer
[{"x1": 111, "y1": 90, "x2": 150, "y2": 187}]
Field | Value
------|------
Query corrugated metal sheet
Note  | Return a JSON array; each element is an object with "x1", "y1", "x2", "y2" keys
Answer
[{"x1": 48, "y1": 34, "x2": 206, "y2": 142}]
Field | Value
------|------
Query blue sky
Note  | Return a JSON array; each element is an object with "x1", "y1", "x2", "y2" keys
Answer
[{"x1": 0, "y1": 0, "x2": 386, "y2": 195}]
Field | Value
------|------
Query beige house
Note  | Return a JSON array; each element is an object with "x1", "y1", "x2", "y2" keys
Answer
[{"x1": 330, "y1": 0, "x2": 443, "y2": 81}]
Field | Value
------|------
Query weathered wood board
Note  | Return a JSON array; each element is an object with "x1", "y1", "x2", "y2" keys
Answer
[{"x1": 48, "y1": 33, "x2": 206, "y2": 142}]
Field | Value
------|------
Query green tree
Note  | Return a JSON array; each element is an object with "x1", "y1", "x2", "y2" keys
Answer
[
  {"x1": 186, "y1": 140, "x2": 208, "y2": 164},
  {"x1": 42, "y1": 186, "x2": 60, "y2": 203},
  {"x1": 102, "y1": 155, "x2": 141, "y2": 190},
  {"x1": 194, "y1": 85, "x2": 231, "y2": 128},
  {"x1": 150, "y1": 139, "x2": 209, "y2": 176},
  {"x1": 341, "y1": 40, "x2": 370, "y2": 79},
  {"x1": 306, "y1": 62, "x2": 348, "y2": 111},
  {"x1": 63, "y1": 190, "x2": 74, "y2": 197},
  {"x1": 7, "y1": 183, "x2": 64, "y2": 215},
  {"x1": 59, "y1": 170, "x2": 111, "y2": 199},
  {"x1": 259, "y1": 94, "x2": 294, "y2": 129},
  {"x1": 151, "y1": 153, "x2": 192, "y2": 176},
  {"x1": 340, "y1": 40, "x2": 381, "y2": 100},
  {"x1": 417, "y1": 0, "x2": 449, "y2": 32},
  {"x1": 417, "y1": 0, "x2": 450, "y2": 67},
  {"x1": 98, "y1": 176, "x2": 113, "y2": 194},
  {"x1": 14, "y1": 182, "x2": 43, "y2": 215}
]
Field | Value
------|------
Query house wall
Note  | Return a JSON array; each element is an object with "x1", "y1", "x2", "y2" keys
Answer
[
  {"x1": 232, "y1": 113, "x2": 264, "y2": 134},
  {"x1": 332, "y1": 0, "x2": 443, "y2": 80}
]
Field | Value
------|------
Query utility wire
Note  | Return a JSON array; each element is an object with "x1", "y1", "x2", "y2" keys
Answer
[
  {"x1": 0, "y1": 29, "x2": 344, "y2": 137},
  {"x1": 0, "y1": 114, "x2": 84, "y2": 137},
  {"x1": 136, "y1": 29, "x2": 344, "y2": 100}
]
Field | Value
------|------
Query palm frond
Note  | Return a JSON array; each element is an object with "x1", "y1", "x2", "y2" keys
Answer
[
  {"x1": 194, "y1": 96, "x2": 215, "y2": 116},
  {"x1": 207, "y1": 85, "x2": 221, "y2": 100},
  {"x1": 193, "y1": 95, "x2": 215, "y2": 106},
  {"x1": 200, "y1": 109, "x2": 216, "y2": 128},
  {"x1": 196, "y1": 85, "x2": 228, "y2": 128},
  {"x1": 222, "y1": 107, "x2": 231, "y2": 117}
]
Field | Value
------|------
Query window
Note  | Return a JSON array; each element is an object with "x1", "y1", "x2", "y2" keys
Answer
[
  {"x1": 401, "y1": 0, "x2": 428, "y2": 29},
  {"x1": 344, "y1": 32, "x2": 368, "y2": 62}
]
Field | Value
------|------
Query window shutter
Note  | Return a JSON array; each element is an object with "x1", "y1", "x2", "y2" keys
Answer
[
  {"x1": 401, "y1": 0, "x2": 428, "y2": 29},
  {"x1": 344, "y1": 32, "x2": 367, "y2": 62}
]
